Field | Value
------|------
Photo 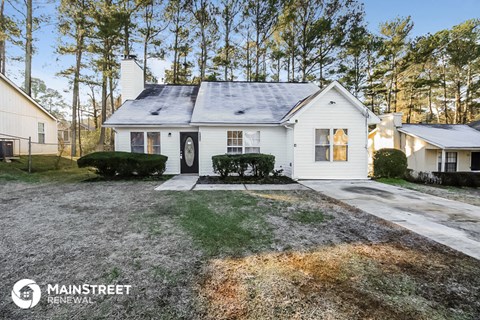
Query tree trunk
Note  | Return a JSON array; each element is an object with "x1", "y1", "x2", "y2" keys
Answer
[
  {"x1": 70, "y1": 28, "x2": 84, "y2": 157},
  {"x1": 465, "y1": 66, "x2": 471, "y2": 123},
  {"x1": 173, "y1": 26, "x2": 179, "y2": 84},
  {"x1": 77, "y1": 98, "x2": 82, "y2": 157},
  {"x1": 97, "y1": 62, "x2": 108, "y2": 151},
  {"x1": 25, "y1": 0, "x2": 32, "y2": 95},
  {"x1": 454, "y1": 81, "x2": 461, "y2": 124},
  {"x1": 109, "y1": 73, "x2": 115, "y2": 148},
  {"x1": 224, "y1": 16, "x2": 230, "y2": 81},
  {"x1": 442, "y1": 62, "x2": 449, "y2": 124},
  {"x1": 0, "y1": 0, "x2": 5, "y2": 74}
]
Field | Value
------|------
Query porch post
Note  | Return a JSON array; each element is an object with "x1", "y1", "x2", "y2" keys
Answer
[{"x1": 441, "y1": 149, "x2": 446, "y2": 172}]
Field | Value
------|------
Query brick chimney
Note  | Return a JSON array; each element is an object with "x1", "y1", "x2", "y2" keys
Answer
[{"x1": 121, "y1": 55, "x2": 144, "y2": 103}]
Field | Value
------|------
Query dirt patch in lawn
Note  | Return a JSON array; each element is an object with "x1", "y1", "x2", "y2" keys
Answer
[{"x1": 1, "y1": 182, "x2": 479, "y2": 319}]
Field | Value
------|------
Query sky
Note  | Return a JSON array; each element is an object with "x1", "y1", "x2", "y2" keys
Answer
[{"x1": 3, "y1": 0, "x2": 480, "y2": 105}]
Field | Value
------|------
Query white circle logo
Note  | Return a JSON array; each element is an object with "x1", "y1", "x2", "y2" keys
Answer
[{"x1": 11, "y1": 279, "x2": 41, "y2": 309}]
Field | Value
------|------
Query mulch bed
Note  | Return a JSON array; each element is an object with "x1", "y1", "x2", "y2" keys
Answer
[{"x1": 197, "y1": 175, "x2": 296, "y2": 184}]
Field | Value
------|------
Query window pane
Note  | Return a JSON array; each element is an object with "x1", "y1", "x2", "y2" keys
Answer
[
  {"x1": 333, "y1": 129, "x2": 348, "y2": 145},
  {"x1": 315, "y1": 146, "x2": 330, "y2": 161},
  {"x1": 245, "y1": 147, "x2": 260, "y2": 154},
  {"x1": 227, "y1": 131, "x2": 243, "y2": 151},
  {"x1": 147, "y1": 132, "x2": 160, "y2": 154},
  {"x1": 315, "y1": 129, "x2": 329, "y2": 145},
  {"x1": 131, "y1": 132, "x2": 144, "y2": 153},
  {"x1": 147, "y1": 132, "x2": 160, "y2": 145},
  {"x1": 227, "y1": 147, "x2": 242, "y2": 155},
  {"x1": 244, "y1": 131, "x2": 260, "y2": 147},
  {"x1": 333, "y1": 145, "x2": 348, "y2": 161},
  {"x1": 38, "y1": 122, "x2": 45, "y2": 133},
  {"x1": 38, "y1": 133, "x2": 45, "y2": 144}
]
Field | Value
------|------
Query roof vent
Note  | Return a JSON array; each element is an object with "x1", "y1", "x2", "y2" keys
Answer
[{"x1": 235, "y1": 110, "x2": 245, "y2": 115}]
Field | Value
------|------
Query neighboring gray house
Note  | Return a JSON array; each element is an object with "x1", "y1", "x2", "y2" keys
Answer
[
  {"x1": 104, "y1": 57, "x2": 380, "y2": 179},
  {"x1": 370, "y1": 113, "x2": 480, "y2": 173}
]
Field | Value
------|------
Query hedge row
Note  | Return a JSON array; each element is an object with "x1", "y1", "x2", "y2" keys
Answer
[
  {"x1": 212, "y1": 153, "x2": 275, "y2": 178},
  {"x1": 406, "y1": 170, "x2": 480, "y2": 188},
  {"x1": 77, "y1": 151, "x2": 167, "y2": 177},
  {"x1": 373, "y1": 148, "x2": 408, "y2": 178}
]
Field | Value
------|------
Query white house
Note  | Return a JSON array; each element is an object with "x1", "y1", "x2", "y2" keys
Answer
[
  {"x1": 0, "y1": 72, "x2": 58, "y2": 157},
  {"x1": 370, "y1": 113, "x2": 480, "y2": 173},
  {"x1": 104, "y1": 58, "x2": 380, "y2": 179}
]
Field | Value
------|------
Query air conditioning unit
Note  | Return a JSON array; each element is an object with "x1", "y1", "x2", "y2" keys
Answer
[{"x1": 0, "y1": 141, "x2": 14, "y2": 159}]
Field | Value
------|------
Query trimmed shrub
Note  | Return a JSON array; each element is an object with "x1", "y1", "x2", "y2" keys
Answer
[
  {"x1": 212, "y1": 155, "x2": 234, "y2": 178},
  {"x1": 212, "y1": 153, "x2": 275, "y2": 178},
  {"x1": 373, "y1": 148, "x2": 408, "y2": 178},
  {"x1": 77, "y1": 151, "x2": 167, "y2": 177},
  {"x1": 406, "y1": 170, "x2": 480, "y2": 188}
]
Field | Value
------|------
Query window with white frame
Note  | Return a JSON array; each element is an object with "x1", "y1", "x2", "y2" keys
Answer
[
  {"x1": 38, "y1": 122, "x2": 45, "y2": 144},
  {"x1": 315, "y1": 128, "x2": 348, "y2": 162},
  {"x1": 244, "y1": 131, "x2": 260, "y2": 153},
  {"x1": 147, "y1": 132, "x2": 161, "y2": 154},
  {"x1": 315, "y1": 129, "x2": 330, "y2": 161},
  {"x1": 333, "y1": 129, "x2": 348, "y2": 161},
  {"x1": 227, "y1": 130, "x2": 260, "y2": 154},
  {"x1": 131, "y1": 132, "x2": 144, "y2": 153},
  {"x1": 437, "y1": 152, "x2": 457, "y2": 172}
]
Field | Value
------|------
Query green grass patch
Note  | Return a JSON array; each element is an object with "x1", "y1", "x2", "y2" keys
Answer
[
  {"x1": 376, "y1": 177, "x2": 417, "y2": 188},
  {"x1": 290, "y1": 209, "x2": 330, "y2": 224},
  {"x1": 0, "y1": 155, "x2": 173, "y2": 183},
  {"x1": 105, "y1": 267, "x2": 121, "y2": 283},
  {"x1": 0, "y1": 155, "x2": 96, "y2": 183},
  {"x1": 167, "y1": 191, "x2": 272, "y2": 256}
]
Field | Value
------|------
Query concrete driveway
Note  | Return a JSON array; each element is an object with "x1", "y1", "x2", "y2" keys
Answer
[{"x1": 300, "y1": 180, "x2": 480, "y2": 260}]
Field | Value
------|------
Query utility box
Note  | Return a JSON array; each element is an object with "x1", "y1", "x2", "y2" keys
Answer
[{"x1": 0, "y1": 141, "x2": 14, "y2": 158}]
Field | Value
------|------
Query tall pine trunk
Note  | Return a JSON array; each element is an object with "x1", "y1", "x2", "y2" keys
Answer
[
  {"x1": 25, "y1": 0, "x2": 32, "y2": 95},
  {"x1": 0, "y1": 0, "x2": 5, "y2": 74}
]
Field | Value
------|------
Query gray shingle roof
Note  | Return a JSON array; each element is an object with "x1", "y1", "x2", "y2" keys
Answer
[
  {"x1": 398, "y1": 124, "x2": 480, "y2": 149},
  {"x1": 191, "y1": 82, "x2": 320, "y2": 124},
  {"x1": 104, "y1": 84, "x2": 199, "y2": 125}
]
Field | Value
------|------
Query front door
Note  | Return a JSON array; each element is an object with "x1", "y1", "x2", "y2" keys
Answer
[
  {"x1": 180, "y1": 132, "x2": 199, "y2": 174},
  {"x1": 472, "y1": 152, "x2": 480, "y2": 171}
]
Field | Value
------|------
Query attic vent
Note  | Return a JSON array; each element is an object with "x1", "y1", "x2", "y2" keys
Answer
[
  {"x1": 235, "y1": 110, "x2": 245, "y2": 115},
  {"x1": 150, "y1": 108, "x2": 162, "y2": 115}
]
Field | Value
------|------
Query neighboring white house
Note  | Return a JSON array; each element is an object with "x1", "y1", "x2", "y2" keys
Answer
[
  {"x1": 0, "y1": 72, "x2": 58, "y2": 157},
  {"x1": 370, "y1": 113, "x2": 480, "y2": 173},
  {"x1": 104, "y1": 58, "x2": 380, "y2": 179}
]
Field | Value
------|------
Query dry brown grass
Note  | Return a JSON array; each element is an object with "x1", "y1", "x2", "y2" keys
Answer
[{"x1": 199, "y1": 243, "x2": 479, "y2": 320}]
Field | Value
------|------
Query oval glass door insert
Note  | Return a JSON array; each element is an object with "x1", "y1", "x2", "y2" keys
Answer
[{"x1": 185, "y1": 137, "x2": 195, "y2": 167}]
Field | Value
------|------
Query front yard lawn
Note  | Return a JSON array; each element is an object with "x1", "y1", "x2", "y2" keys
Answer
[
  {"x1": 377, "y1": 177, "x2": 480, "y2": 207},
  {"x1": 1, "y1": 181, "x2": 479, "y2": 319},
  {"x1": 0, "y1": 155, "x2": 96, "y2": 183}
]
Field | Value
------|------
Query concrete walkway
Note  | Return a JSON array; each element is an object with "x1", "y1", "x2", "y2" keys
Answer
[
  {"x1": 300, "y1": 180, "x2": 480, "y2": 260},
  {"x1": 154, "y1": 175, "x2": 199, "y2": 191}
]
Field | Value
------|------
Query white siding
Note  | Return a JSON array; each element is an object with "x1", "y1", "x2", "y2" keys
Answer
[
  {"x1": 292, "y1": 87, "x2": 368, "y2": 179},
  {"x1": 198, "y1": 126, "x2": 289, "y2": 176},
  {"x1": 114, "y1": 127, "x2": 198, "y2": 174},
  {"x1": 120, "y1": 59, "x2": 144, "y2": 103},
  {"x1": 0, "y1": 77, "x2": 57, "y2": 155},
  {"x1": 284, "y1": 127, "x2": 294, "y2": 177}
]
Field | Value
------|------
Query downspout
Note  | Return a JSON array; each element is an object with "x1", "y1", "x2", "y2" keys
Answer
[{"x1": 284, "y1": 123, "x2": 295, "y2": 180}]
